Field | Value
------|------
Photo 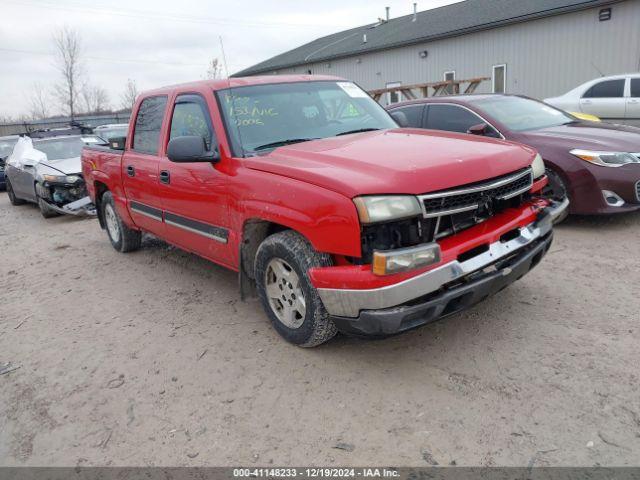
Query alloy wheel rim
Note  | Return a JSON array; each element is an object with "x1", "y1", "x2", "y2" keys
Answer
[
  {"x1": 264, "y1": 258, "x2": 306, "y2": 329},
  {"x1": 105, "y1": 204, "x2": 121, "y2": 243}
]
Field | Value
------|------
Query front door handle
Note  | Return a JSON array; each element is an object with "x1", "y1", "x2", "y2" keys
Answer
[
  {"x1": 126, "y1": 165, "x2": 135, "y2": 177},
  {"x1": 159, "y1": 170, "x2": 170, "y2": 184}
]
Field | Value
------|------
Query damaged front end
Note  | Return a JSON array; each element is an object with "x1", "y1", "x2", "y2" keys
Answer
[{"x1": 35, "y1": 174, "x2": 96, "y2": 216}]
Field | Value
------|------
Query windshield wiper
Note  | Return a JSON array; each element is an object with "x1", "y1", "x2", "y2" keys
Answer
[
  {"x1": 253, "y1": 138, "x2": 319, "y2": 151},
  {"x1": 335, "y1": 128, "x2": 381, "y2": 136}
]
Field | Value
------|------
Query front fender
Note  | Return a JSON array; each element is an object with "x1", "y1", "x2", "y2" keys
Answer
[{"x1": 234, "y1": 171, "x2": 362, "y2": 257}]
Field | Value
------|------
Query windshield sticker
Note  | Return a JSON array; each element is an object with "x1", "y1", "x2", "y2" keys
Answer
[{"x1": 337, "y1": 82, "x2": 368, "y2": 98}]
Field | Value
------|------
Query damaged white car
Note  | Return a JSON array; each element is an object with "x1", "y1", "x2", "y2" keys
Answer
[{"x1": 5, "y1": 135, "x2": 102, "y2": 217}]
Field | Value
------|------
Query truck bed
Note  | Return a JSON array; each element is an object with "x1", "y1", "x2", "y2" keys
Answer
[{"x1": 81, "y1": 145, "x2": 124, "y2": 205}]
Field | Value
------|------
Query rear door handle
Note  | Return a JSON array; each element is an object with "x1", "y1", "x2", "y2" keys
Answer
[
  {"x1": 581, "y1": 99, "x2": 592, "y2": 104},
  {"x1": 126, "y1": 165, "x2": 135, "y2": 177},
  {"x1": 159, "y1": 170, "x2": 170, "y2": 184}
]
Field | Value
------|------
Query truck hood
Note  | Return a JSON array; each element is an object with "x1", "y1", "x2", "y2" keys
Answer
[
  {"x1": 38, "y1": 156, "x2": 81, "y2": 175},
  {"x1": 243, "y1": 129, "x2": 536, "y2": 197},
  {"x1": 519, "y1": 122, "x2": 640, "y2": 153}
]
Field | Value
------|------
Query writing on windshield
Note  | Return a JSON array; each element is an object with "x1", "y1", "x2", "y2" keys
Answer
[{"x1": 217, "y1": 81, "x2": 397, "y2": 156}]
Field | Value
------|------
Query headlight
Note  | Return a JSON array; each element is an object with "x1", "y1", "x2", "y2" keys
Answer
[
  {"x1": 531, "y1": 153, "x2": 545, "y2": 179},
  {"x1": 373, "y1": 243, "x2": 441, "y2": 275},
  {"x1": 42, "y1": 174, "x2": 81, "y2": 183},
  {"x1": 353, "y1": 195, "x2": 422, "y2": 224},
  {"x1": 570, "y1": 149, "x2": 640, "y2": 167}
]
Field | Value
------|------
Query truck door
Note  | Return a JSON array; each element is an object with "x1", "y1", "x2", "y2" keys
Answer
[
  {"x1": 122, "y1": 95, "x2": 168, "y2": 236},
  {"x1": 626, "y1": 78, "x2": 640, "y2": 121},
  {"x1": 579, "y1": 78, "x2": 626, "y2": 120},
  {"x1": 157, "y1": 93, "x2": 233, "y2": 268}
]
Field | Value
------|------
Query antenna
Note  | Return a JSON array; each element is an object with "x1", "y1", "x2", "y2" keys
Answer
[
  {"x1": 219, "y1": 36, "x2": 246, "y2": 156},
  {"x1": 590, "y1": 61, "x2": 605, "y2": 77}
]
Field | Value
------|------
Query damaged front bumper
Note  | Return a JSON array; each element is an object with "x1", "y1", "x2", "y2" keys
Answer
[
  {"x1": 36, "y1": 180, "x2": 97, "y2": 216},
  {"x1": 317, "y1": 199, "x2": 567, "y2": 336}
]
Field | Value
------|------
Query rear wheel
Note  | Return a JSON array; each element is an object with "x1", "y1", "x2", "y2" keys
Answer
[
  {"x1": 101, "y1": 191, "x2": 141, "y2": 253},
  {"x1": 255, "y1": 230, "x2": 337, "y2": 347},
  {"x1": 6, "y1": 178, "x2": 26, "y2": 206},
  {"x1": 38, "y1": 196, "x2": 61, "y2": 218}
]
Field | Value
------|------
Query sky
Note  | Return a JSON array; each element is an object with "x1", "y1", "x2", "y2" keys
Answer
[{"x1": 0, "y1": 0, "x2": 460, "y2": 118}]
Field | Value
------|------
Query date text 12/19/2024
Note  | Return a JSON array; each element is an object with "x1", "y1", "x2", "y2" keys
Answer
[{"x1": 233, "y1": 468, "x2": 400, "y2": 478}]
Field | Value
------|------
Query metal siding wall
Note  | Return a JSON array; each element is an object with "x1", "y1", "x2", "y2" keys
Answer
[{"x1": 276, "y1": 1, "x2": 640, "y2": 103}]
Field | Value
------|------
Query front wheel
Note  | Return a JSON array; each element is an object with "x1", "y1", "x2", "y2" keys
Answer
[
  {"x1": 38, "y1": 196, "x2": 61, "y2": 218},
  {"x1": 6, "y1": 178, "x2": 26, "y2": 206},
  {"x1": 543, "y1": 168, "x2": 568, "y2": 202},
  {"x1": 255, "y1": 230, "x2": 337, "y2": 347},
  {"x1": 101, "y1": 191, "x2": 141, "y2": 253}
]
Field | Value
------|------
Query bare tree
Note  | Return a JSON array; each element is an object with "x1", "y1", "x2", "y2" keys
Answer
[
  {"x1": 52, "y1": 26, "x2": 83, "y2": 120},
  {"x1": 120, "y1": 78, "x2": 139, "y2": 111},
  {"x1": 28, "y1": 82, "x2": 50, "y2": 120},
  {"x1": 93, "y1": 86, "x2": 109, "y2": 113},
  {"x1": 204, "y1": 58, "x2": 223, "y2": 80},
  {"x1": 81, "y1": 83, "x2": 110, "y2": 114}
]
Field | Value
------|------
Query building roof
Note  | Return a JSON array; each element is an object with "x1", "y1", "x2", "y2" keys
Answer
[{"x1": 234, "y1": 0, "x2": 619, "y2": 76}]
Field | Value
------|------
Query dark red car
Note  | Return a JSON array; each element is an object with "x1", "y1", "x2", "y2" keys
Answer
[{"x1": 387, "y1": 95, "x2": 640, "y2": 215}]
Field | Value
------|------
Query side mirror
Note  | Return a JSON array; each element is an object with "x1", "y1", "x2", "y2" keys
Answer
[
  {"x1": 467, "y1": 123, "x2": 489, "y2": 136},
  {"x1": 109, "y1": 136, "x2": 126, "y2": 151},
  {"x1": 390, "y1": 111, "x2": 409, "y2": 128},
  {"x1": 167, "y1": 136, "x2": 220, "y2": 163}
]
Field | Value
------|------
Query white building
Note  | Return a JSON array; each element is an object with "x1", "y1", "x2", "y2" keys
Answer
[{"x1": 235, "y1": 0, "x2": 640, "y2": 104}]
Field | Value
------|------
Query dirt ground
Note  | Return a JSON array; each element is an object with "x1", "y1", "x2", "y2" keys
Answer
[{"x1": 1, "y1": 191, "x2": 639, "y2": 467}]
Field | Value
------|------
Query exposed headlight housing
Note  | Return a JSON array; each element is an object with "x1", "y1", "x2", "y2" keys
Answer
[
  {"x1": 373, "y1": 243, "x2": 441, "y2": 275},
  {"x1": 42, "y1": 174, "x2": 81, "y2": 183},
  {"x1": 570, "y1": 149, "x2": 640, "y2": 167},
  {"x1": 531, "y1": 153, "x2": 545, "y2": 179},
  {"x1": 353, "y1": 195, "x2": 422, "y2": 224}
]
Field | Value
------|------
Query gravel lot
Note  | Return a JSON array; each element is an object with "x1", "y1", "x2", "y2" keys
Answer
[{"x1": 1, "y1": 191, "x2": 639, "y2": 467}]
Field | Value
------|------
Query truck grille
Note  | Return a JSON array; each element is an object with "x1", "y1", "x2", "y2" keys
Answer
[
  {"x1": 358, "y1": 168, "x2": 534, "y2": 264},
  {"x1": 636, "y1": 180, "x2": 640, "y2": 202},
  {"x1": 418, "y1": 168, "x2": 533, "y2": 218}
]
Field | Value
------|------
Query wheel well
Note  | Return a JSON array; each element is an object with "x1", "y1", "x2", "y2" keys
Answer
[
  {"x1": 543, "y1": 164, "x2": 571, "y2": 200},
  {"x1": 240, "y1": 219, "x2": 289, "y2": 281},
  {"x1": 94, "y1": 181, "x2": 109, "y2": 229}
]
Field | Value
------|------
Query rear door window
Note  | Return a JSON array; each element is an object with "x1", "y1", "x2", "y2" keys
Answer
[
  {"x1": 390, "y1": 105, "x2": 424, "y2": 127},
  {"x1": 425, "y1": 104, "x2": 486, "y2": 133},
  {"x1": 630, "y1": 79, "x2": 640, "y2": 97},
  {"x1": 582, "y1": 79, "x2": 625, "y2": 98},
  {"x1": 132, "y1": 96, "x2": 168, "y2": 155}
]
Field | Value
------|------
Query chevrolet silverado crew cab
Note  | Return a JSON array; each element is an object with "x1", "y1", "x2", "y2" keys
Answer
[{"x1": 82, "y1": 75, "x2": 567, "y2": 347}]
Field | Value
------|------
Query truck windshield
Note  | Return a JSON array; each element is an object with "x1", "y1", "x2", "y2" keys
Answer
[
  {"x1": 470, "y1": 96, "x2": 575, "y2": 132},
  {"x1": 217, "y1": 81, "x2": 398, "y2": 156}
]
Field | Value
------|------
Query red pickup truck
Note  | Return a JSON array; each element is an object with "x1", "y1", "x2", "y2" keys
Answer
[{"x1": 82, "y1": 75, "x2": 567, "y2": 347}]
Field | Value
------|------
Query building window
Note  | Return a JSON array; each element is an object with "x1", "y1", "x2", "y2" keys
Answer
[
  {"x1": 386, "y1": 82, "x2": 402, "y2": 104},
  {"x1": 444, "y1": 71, "x2": 456, "y2": 95},
  {"x1": 493, "y1": 64, "x2": 506, "y2": 94}
]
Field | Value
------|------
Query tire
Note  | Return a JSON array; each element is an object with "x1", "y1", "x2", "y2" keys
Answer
[
  {"x1": 101, "y1": 191, "x2": 141, "y2": 253},
  {"x1": 542, "y1": 168, "x2": 567, "y2": 202},
  {"x1": 6, "y1": 178, "x2": 26, "y2": 206},
  {"x1": 38, "y1": 196, "x2": 61, "y2": 218},
  {"x1": 255, "y1": 230, "x2": 337, "y2": 347}
]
